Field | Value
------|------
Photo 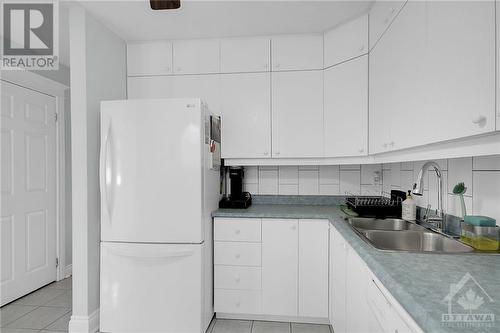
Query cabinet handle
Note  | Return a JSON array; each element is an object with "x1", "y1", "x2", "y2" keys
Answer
[
  {"x1": 472, "y1": 115, "x2": 486, "y2": 124},
  {"x1": 165, "y1": 66, "x2": 171, "y2": 72},
  {"x1": 235, "y1": 229, "x2": 241, "y2": 235},
  {"x1": 383, "y1": 143, "x2": 388, "y2": 148},
  {"x1": 264, "y1": 152, "x2": 269, "y2": 156},
  {"x1": 291, "y1": 224, "x2": 297, "y2": 230},
  {"x1": 176, "y1": 67, "x2": 182, "y2": 72},
  {"x1": 358, "y1": 148, "x2": 364, "y2": 153},
  {"x1": 234, "y1": 275, "x2": 241, "y2": 283},
  {"x1": 235, "y1": 301, "x2": 241, "y2": 307},
  {"x1": 389, "y1": 141, "x2": 395, "y2": 147},
  {"x1": 235, "y1": 254, "x2": 240, "y2": 259}
]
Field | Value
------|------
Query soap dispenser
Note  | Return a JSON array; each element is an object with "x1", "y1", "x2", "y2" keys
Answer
[{"x1": 402, "y1": 190, "x2": 416, "y2": 221}]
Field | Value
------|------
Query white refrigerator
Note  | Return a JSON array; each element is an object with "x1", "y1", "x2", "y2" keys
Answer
[{"x1": 99, "y1": 98, "x2": 220, "y2": 333}]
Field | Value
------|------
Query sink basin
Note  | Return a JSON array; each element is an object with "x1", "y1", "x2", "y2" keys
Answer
[
  {"x1": 349, "y1": 217, "x2": 427, "y2": 232},
  {"x1": 359, "y1": 230, "x2": 474, "y2": 253}
]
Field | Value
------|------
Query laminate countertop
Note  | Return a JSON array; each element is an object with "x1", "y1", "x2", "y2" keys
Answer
[{"x1": 213, "y1": 203, "x2": 500, "y2": 333}]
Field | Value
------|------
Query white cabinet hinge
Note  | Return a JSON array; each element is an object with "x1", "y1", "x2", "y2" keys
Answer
[
  {"x1": 56, "y1": 258, "x2": 59, "y2": 268},
  {"x1": 54, "y1": 112, "x2": 58, "y2": 122}
]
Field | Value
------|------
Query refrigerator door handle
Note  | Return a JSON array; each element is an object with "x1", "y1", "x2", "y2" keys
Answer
[
  {"x1": 100, "y1": 118, "x2": 112, "y2": 221},
  {"x1": 109, "y1": 248, "x2": 195, "y2": 261}
]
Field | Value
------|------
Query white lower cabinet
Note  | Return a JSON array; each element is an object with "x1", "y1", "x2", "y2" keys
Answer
[
  {"x1": 214, "y1": 217, "x2": 329, "y2": 322},
  {"x1": 329, "y1": 227, "x2": 423, "y2": 333}
]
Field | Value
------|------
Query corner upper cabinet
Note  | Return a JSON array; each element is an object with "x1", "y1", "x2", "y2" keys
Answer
[
  {"x1": 496, "y1": 0, "x2": 500, "y2": 129},
  {"x1": 220, "y1": 37, "x2": 270, "y2": 73},
  {"x1": 324, "y1": 14, "x2": 368, "y2": 68},
  {"x1": 272, "y1": 70, "x2": 323, "y2": 158},
  {"x1": 220, "y1": 73, "x2": 271, "y2": 158},
  {"x1": 127, "y1": 41, "x2": 173, "y2": 76},
  {"x1": 172, "y1": 39, "x2": 220, "y2": 74},
  {"x1": 369, "y1": 0, "x2": 407, "y2": 50},
  {"x1": 324, "y1": 55, "x2": 368, "y2": 157},
  {"x1": 271, "y1": 35, "x2": 323, "y2": 71}
]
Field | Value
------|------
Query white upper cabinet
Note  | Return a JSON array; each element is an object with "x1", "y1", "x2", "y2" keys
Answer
[
  {"x1": 369, "y1": 0, "x2": 407, "y2": 50},
  {"x1": 220, "y1": 37, "x2": 270, "y2": 73},
  {"x1": 324, "y1": 14, "x2": 368, "y2": 68},
  {"x1": 127, "y1": 41, "x2": 173, "y2": 76},
  {"x1": 220, "y1": 73, "x2": 271, "y2": 159},
  {"x1": 324, "y1": 55, "x2": 368, "y2": 157},
  {"x1": 271, "y1": 34, "x2": 323, "y2": 71},
  {"x1": 496, "y1": 0, "x2": 499, "y2": 128},
  {"x1": 272, "y1": 70, "x2": 323, "y2": 158},
  {"x1": 172, "y1": 39, "x2": 220, "y2": 74},
  {"x1": 298, "y1": 220, "x2": 329, "y2": 318}
]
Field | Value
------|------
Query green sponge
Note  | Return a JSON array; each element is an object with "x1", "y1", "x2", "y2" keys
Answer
[{"x1": 464, "y1": 215, "x2": 496, "y2": 227}]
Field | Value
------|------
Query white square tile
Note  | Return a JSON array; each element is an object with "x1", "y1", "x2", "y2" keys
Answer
[
  {"x1": 473, "y1": 155, "x2": 500, "y2": 171},
  {"x1": 319, "y1": 184, "x2": 340, "y2": 195},
  {"x1": 340, "y1": 164, "x2": 360, "y2": 170},
  {"x1": 382, "y1": 170, "x2": 391, "y2": 194},
  {"x1": 243, "y1": 183, "x2": 258, "y2": 194},
  {"x1": 448, "y1": 157, "x2": 473, "y2": 195},
  {"x1": 212, "y1": 319, "x2": 252, "y2": 333},
  {"x1": 390, "y1": 163, "x2": 401, "y2": 187},
  {"x1": 400, "y1": 170, "x2": 414, "y2": 193},
  {"x1": 12, "y1": 288, "x2": 66, "y2": 306},
  {"x1": 339, "y1": 170, "x2": 360, "y2": 195},
  {"x1": 298, "y1": 170, "x2": 319, "y2": 195},
  {"x1": 279, "y1": 184, "x2": 299, "y2": 195},
  {"x1": 361, "y1": 185, "x2": 382, "y2": 196},
  {"x1": 429, "y1": 170, "x2": 448, "y2": 212},
  {"x1": 44, "y1": 290, "x2": 71, "y2": 308},
  {"x1": 319, "y1": 165, "x2": 339, "y2": 185},
  {"x1": 0, "y1": 305, "x2": 37, "y2": 326},
  {"x1": 258, "y1": 169, "x2": 278, "y2": 195},
  {"x1": 252, "y1": 321, "x2": 290, "y2": 333},
  {"x1": 291, "y1": 323, "x2": 330, "y2": 333},
  {"x1": 401, "y1": 162, "x2": 413, "y2": 171},
  {"x1": 243, "y1": 166, "x2": 258, "y2": 184},
  {"x1": 6, "y1": 307, "x2": 69, "y2": 330},
  {"x1": 44, "y1": 311, "x2": 71, "y2": 331},
  {"x1": 473, "y1": 171, "x2": 500, "y2": 222},
  {"x1": 447, "y1": 194, "x2": 473, "y2": 218},
  {"x1": 361, "y1": 164, "x2": 382, "y2": 185},
  {"x1": 278, "y1": 166, "x2": 298, "y2": 184}
]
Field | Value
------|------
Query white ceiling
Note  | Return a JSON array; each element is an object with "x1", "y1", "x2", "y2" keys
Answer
[{"x1": 78, "y1": 0, "x2": 374, "y2": 42}]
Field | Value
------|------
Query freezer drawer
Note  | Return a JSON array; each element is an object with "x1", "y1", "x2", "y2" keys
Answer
[{"x1": 100, "y1": 242, "x2": 205, "y2": 333}]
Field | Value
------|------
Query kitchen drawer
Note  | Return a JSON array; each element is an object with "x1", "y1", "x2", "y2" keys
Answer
[
  {"x1": 215, "y1": 266, "x2": 261, "y2": 290},
  {"x1": 215, "y1": 289, "x2": 262, "y2": 314},
  {"x1": 214, "y1": 218, "x2": 261, "y2": 242},
  {"x1": 214, "y1": 242, "x2": 261, "y2": 266}
]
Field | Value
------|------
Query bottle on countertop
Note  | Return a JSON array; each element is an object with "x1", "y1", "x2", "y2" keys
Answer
[{"x1": 402, "y1": 190, "x2": 416, "y2": 221}]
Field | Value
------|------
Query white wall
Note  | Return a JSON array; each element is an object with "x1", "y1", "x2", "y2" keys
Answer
[
  {"x1": 69, "y1": 5, "x2": 127, "y2": 332},
  {"x1": 243, "y1": 154, "x2": 500, "y2": 222}
]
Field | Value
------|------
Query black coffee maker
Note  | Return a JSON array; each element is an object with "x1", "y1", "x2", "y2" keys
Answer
[{"x1": 219, "y1": 166, "x2": 252, "y2": 209}]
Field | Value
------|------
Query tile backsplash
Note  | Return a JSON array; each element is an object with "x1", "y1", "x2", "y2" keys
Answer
[{"x1": 242, "y1": 154, "x2": 500, "y2": 221}]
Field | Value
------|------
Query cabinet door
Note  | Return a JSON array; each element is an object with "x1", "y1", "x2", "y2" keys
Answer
[
  {"x1": 369, "y1": 1, "x2": 426, "y2": 154},
  {"x1": 324, "y1": 55, "x2": 368, "y2": 157},
  {"x1": 173, "y1": 39, "x2": 220, "y2": 74},
  {"x1": 369, "y1": 1, "x2": 407, "y2": 50},
  {"x1": 324, "y1": 15, "x2": 368, "y2": 68},
  {"x1": 272, "y1": 34, "x2": 323, "y2": 71},
  {"x1": 497, "y1": 0, "x2": 500, "y2": 128},
  {"x1": 220, "y1": 73, "x2": 271, "y2": 158},
  {"x1": 127, "y1": 76, "x2": 175, "y2": 99},
  {"x1": 262, "y1": 219, "x2": 298, "y2": 316},
  {"x1": 272, "y1": 71, "x2": 323, "y2": 158},
  {"x1": 298, "y1": 220, "x2": 329, "y2": 318},
  {"x1": 419, "y1": 1, "x2": 495, "y2": 144},
  {"x1": 127, "y1": 42, "x2": 172, "y2": 76},
  {"x1": 330, "y1": 228, "x2": 347, "y2": 333},
  {"x1": 220, "y1": 37, "x2": 270, "y2": 73}
]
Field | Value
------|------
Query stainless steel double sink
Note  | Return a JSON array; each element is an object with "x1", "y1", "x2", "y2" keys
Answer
[{"x1": 347, "y1": 217, "x2": 474, "y2": 253}]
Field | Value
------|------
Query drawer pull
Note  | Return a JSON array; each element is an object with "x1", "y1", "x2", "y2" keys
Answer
[
  {"x1": 235, "y1": 301, "x2": 241, "y2": 307},
  {"x1": 235, "y1": 254, "x2": 241, "y2": 259},
  {"x1": 235, "y1": 229, "x2": 241, "y2": 235},
  {"x1": 234, "y1": 275, "x2": 241, "y2": 283}
]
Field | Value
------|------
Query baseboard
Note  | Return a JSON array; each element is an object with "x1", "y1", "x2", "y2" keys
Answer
[
  {"x1": 64, "y1": 264, "x2": 72, "y2": 278},
  {"x1": 68, "y1": 309, "x2": 99, "y2": 333},
  {"x1": 216, "y1": 312, "x2": 330, "y2": 325}
]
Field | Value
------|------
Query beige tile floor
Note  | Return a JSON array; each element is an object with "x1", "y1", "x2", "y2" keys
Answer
[
  {"x1": 1, "y1": 279, "x2": 332, "y2": 333},
  {"x1": 0, "y1": 277, "x2": 72, "y2": 332}
]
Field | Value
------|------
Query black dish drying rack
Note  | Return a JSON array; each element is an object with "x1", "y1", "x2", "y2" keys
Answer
[{"x1": 346, "y1": 190, "x2": 406, "y2": 218}]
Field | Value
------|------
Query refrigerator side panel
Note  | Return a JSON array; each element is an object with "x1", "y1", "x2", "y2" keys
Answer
[{"x1": 100, "y1": 98, "x2": 204, "y2": 243}]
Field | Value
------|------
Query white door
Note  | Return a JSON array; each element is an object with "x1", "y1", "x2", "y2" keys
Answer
[
  {"x1": 220, "y1": 73, "x2": 271, "y2": 158},
  {"x1": 220, "y1": 37, "x2": 271, "y2": 73},
  {"x1": 1, "y1": 81, "x2": 57, "y2": 306},
  {"x1": 324, "y1": 55, "x2": 368, "y2": 157},
  {"x1": 127, "y1": 41, "x2": 173, "y2": 76},
  {"x1": 100, "y1": 99, "x2": 204, "y2": 243},
  {"x1": 271, "y1": 35, "x2": 323, "y2": 71},
  {"x1": 100, "y1": 242, "x2": 204, "y2": 333},
  {"x1": 172, "y1": 39, "x2": 220, "y2": 74},
  {"x1": 272, "y1": 70, "x2": 323, "y2": 158},
  {"x1": 262, "y1": 219, "x2": 298, "y2": 316},
  {"x1": 298, "y1": 219, "x2": 329, "y2": 318}
]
